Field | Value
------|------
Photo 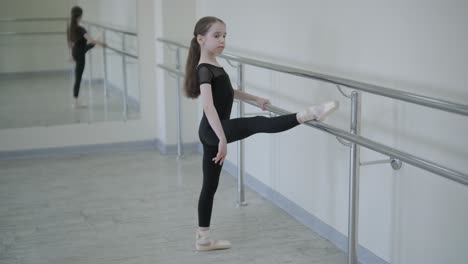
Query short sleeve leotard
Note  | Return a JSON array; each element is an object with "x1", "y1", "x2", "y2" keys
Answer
[
  {"x1": 71, "y1": 26, "x2": 94, "y2": 59},
  {"x1": 197, "y1": 63, "x2": 234, "y2": 145}
]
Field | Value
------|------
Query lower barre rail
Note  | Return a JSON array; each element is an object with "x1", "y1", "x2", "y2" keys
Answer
[{"x1": 254, "y1": 102, "x2": 468, "y2": 186}]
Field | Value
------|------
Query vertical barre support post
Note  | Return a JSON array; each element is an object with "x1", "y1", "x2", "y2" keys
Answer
[
  {"x1": 121, "y1": 34, "x2": 128, "y2": 121},
  {"x1": 102, "y1": 30, "x2": 109, "y2": 119},
  {"x1": 237, "y1": 63, "x2": 247, "y2": 206},
  {"x1": 87, "y1": 26, "x2": 94, "y2": 121},
  {"x1": 175, "y1": 47, "x2": 183, "y2": 158},
  {"x1": 348, "y1": 91, "x2": 361, "y2": 264}
]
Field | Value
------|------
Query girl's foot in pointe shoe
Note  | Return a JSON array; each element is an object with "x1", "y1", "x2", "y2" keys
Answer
[
  {"x1": 297, "y1": 100, "x2": 339, "y2": 123},
  {"x1": 195, "y1": 229, "x2": 231, "y2": 251}
]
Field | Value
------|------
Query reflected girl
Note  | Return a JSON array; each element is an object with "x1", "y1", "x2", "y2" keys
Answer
[{"x1": 67, "y1": 6, "x2": 106, "y2": 108}]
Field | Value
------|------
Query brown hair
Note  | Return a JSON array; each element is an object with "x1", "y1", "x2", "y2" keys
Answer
[
  {"x1": 184, "y1": 16, "x2": 225, "y2": 98},
  {"x1": 67, "y1": 6, "x2": 83, "y2": 43}
]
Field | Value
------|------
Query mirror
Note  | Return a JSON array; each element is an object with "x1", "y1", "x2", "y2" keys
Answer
[{"x1": 0, "y1": 0, "x2": 139, "y2": 129}]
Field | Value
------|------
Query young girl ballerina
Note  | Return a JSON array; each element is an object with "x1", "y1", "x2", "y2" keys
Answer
[
  {"x1": 67, "y1": 6, "x2": 106, "y2": 108},
  {"x1": 185, "y1": 16, "x2": 339, "y2": 251}
]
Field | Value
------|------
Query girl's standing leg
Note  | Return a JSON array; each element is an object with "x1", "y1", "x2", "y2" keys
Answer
[
  {"x1": 196, "y1": 144, "x2": 231, "y2": 251},
  {"x1": 198, "y1": 145, "x2": 222, "y2": 228},
  {"x1": 72, "y1": 45, "x2": 94, "y2": 107},
  {"x1": 73, "y1": 56, "x2": 85, "y2": 99}
]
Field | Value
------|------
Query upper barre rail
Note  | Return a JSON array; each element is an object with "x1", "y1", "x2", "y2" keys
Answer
[
  {"x1": 80, "y1": 21, "x2": 138, "y2": 58},
  {"x1": 0, "y1": 31, "x2": 136, "y2": 59},
  {"x1": 106, "y1": 45, "x2": 138, "y2": 59},
  {"x1": 82, "y1": 21, "x2": 137, "y2": 37},
  {"x1": 157, "y1": 37, "x2": 468, "y2": 117},
  {"x1": 0, "y1": 17, "x2": 137, "y2": 37}
]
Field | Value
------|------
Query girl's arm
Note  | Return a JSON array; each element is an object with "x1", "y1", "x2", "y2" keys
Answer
[
  {"x1": 234, "y1": 89, "x2": 271, "y2": 110},
  {"x1": 66, "y1": 25, "x2": 71, "y2": 49},
  {"x1": 84, "y1": 33, "x2": 106, "y2": 47},
  {"x1": 67, "y1": 41, "x2": 73, "y2": 61},
  {"x1": 66, "y1": 26, "x2": 73, "y2": 61},
  {"x1": 200, "y1": 84, "x2": 227, "y2": 143},
  {"x1": 233, "y1": 89, "x2": 258, "y2": 101},
  {"x1": 201, "y1": 83, "x2": 228, "y2": 164}
]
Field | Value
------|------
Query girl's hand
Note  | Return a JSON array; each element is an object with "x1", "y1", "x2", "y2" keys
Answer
[
  {"x1": 256, "y1": 97, "x2": 271, "y2": 111},
  {"x1": 213, "y1": 139, "x2": 227, "y2": 165},
  {"x1": 94, "y1": 41, "x2": 106, "y2": 47}
]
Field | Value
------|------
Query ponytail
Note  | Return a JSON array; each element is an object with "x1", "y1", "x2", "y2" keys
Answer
[
  {"x1": 184, "y1": 37, "x2": 201, "y2": 98},
  {"x1": 68, "y1": 6, "x2": 83, "y2": 43}
]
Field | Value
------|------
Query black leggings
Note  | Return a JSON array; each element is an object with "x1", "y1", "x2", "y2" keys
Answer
[
  {"x1": 73, "y1": 44, "x2": 95, "y2": 98},
  {"x1": 198, "y1": 114, "x2": 300, "y2": 227}
]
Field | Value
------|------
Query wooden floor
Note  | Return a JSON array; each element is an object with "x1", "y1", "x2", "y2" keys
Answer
[{"x1": 0, "y1": 150, "x2": 347, "y2": 264}]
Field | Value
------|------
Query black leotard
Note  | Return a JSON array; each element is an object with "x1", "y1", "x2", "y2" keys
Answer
[{"x1": 197, "y1": 63, "x2": 234, "y2": 145}]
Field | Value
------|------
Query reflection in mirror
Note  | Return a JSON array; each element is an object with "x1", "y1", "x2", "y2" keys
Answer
[{"x1": 0, "y1": 0, "x2": 139, "y2": 129}]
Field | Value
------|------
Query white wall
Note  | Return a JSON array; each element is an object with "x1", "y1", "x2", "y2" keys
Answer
[
  {"x1": 0, "y1": 0, "x2": 74, "y2": 73},
  {"x1": 0, "y1": 0, "x2": 157, "y2": 151},
  {"x1": 188, "y1": 0, "x2": 467, "y2": 263},
  {"x1": 77, "y1": 0, "x2": 137, "y2": 31},
  {"x1": 154, "y1": 0, "x2": 198, "y2": 144}
]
